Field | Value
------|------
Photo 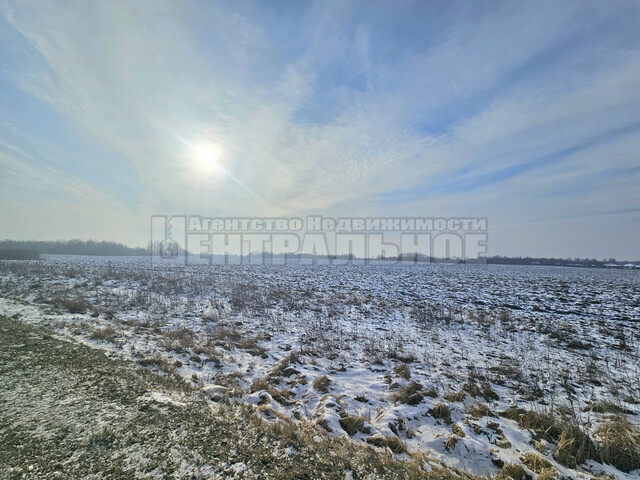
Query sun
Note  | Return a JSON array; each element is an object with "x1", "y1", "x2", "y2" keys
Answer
[{"x1": 194, "y1": 144, "x2": 222, "y2": 173}]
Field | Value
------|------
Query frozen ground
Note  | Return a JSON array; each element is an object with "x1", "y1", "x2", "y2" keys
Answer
[{"x1": 1, "y1": 255, "x2": 639, "y2": 479}]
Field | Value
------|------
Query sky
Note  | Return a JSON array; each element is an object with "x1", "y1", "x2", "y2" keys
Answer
[{"x1": 0, "y1": 0, "x2": 639, "y2": 259}]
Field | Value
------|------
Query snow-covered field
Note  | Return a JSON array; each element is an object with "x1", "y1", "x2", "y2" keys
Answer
[{"x1": 1, "y1": 255, "x2": 639, "y2": 479}]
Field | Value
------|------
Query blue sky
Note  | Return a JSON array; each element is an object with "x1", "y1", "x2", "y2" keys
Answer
[{"x1": 1, "y1": 0, "x2": 639, "y2": 258}]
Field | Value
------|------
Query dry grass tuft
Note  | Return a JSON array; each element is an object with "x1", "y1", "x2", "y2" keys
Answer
[
  {"x1": 444, "y1": 435, "x2": 458, "y2": 452},
  {"x1": 312, "y1": 375, "x2": 332, "y2": 393},
  {"x1": 366, "y1": 435, "x2": 407, "y2": 454},
  {"x1": 394, "y1": 364, "x2": 411, "y2": 380},
  {"x1": 537, "y1": 468, "x2": 557, "y2": 480},
  {"x1": 430, "y1": 402, "x2": 452, "y2": 425},
  {"x1": 451, "y1": 423, "x2": 466, "y2": 438},
  {"x1": 553, "y1": 423, "x2": 597, "y2": 468},
  {"x1": 466, "y1": 402, "x2": 494, "y2": 419},
  {"x1": 339, "y1": 412, "x2": 371, "y2": 436},
  {"x1": 500, "y1": 407, "x2": 560, "y2": 441},
  {"x1": 594, "y1": 416, "x2": 640, "y2": 473},
  {"x1": 390, "y1": 381, "x2": 424, "y2": 405},
  {"x1": 520, "y1": 452, "x2": 552, "y2": 474},
  {"x1": 496, "y1": 463, "x2": 528, "y2": 480},
  {"x1": 89, "y1": 326, "x2": 117, "y2": 343}
]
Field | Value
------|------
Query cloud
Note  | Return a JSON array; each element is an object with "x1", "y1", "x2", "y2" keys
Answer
[{"x1": 0, "y1": 0, "x2": 639, "y2": 256}]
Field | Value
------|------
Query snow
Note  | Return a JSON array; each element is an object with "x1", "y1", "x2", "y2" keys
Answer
[{"x1": 1, "y1": 255, "x2": 639, "y2": 478}]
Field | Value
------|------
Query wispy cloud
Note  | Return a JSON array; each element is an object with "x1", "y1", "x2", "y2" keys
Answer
[{"x1": 0, "y1": 0, "x2": 639, "y2": 256}]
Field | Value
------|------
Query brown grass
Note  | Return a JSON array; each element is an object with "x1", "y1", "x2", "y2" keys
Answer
[
  {"x1": 393, "y1": 364, "x2": 411, "y2": 380},
  {"x1": 312, "y1": 375, "x2": 332, "y2": 393},
  {"x1": 500, "y1": 407, "x2": 561, "y2": 441},
  {"x1": 444, "y1": 435, "x2": 458, "y2": 452},
  {"x1": 466, "y1": 402, "x2": 494, "y2": 419},
  {"x1": 451, "y1": 423, "x2": 466, "y2": 438},
  {"x1": 520, "y1": 452, "x2": 552, "y2": 474},
  {"x1": 89, "y1": 326, "x2": 117, "y2": 343},
  {"x1": 594, "y1": 416, "x2": 640, "y2": 473},
  {"x1": 537, "y1": 469, "x2": 557, "y2": 480},
  {"x1": 496, "y1": 463, "x2": 527, "y2": 480},
  {"x1": 339, "y1": 412, "x2": 371, "y2": 436},
  {"x1": 430, "y1": 403, "x2": 452, "y2": 425},
  {"x1": 553, "y1": 423, "x2": 597, "y2": 468},
  {"x1": 390, "y1": 381, "x2": 423, "y2": 405},
  {"x1": 366, "y1": 435, "x2": 407, "y2": 454}
]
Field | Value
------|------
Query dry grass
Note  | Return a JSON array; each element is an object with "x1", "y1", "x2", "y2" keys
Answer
[
  {"x1": 430, "y1": 402, "x2": 452, "y2": 425},
  {"x1": 500, "y1": 407, "x2": 561, "y2": 441},
  {"x1": 496, "y1": 463, "x2": 527, "y2": 480},
  {"x1": 339, "y1": 412, "x2": 371, "y2": 436},
  {"x1": 365, "y1": 435, "x2": 407, "y2": 454},
  {"x1": 390, "y1": 381, "x2": 424, "y2": 405},
  {"x1": 466, "y1": 402, "x2": 494, "y2": 419},
  {"x1": 312, "y1": 375, "x2": 332, "y2": 393},
  {"x1": 451, "y1": 423, "x2": 466, "y2": 438},
  {"x1": 393, "y1": 364, "x2": 411, "y2": 380},
  {"x1": 583, "y1": 400, "x2": 632, "y2": 415},
  {"x1": 553, "y1": 423, "x2": 597, "y2": 468},
  {"x1": 520, "y1": 452, "x2": 552, "y2": 474},
  {"x1": 594, "y1": 416, "x2": 640, "y2": 473},
  {"x1": 463, "y1": 380, "x2": 499, "y2": 401},
  {"x1": 89, "y1": 326, "x2": 117, "y2": 343},
  {"x1": 444, "y1": 435, "x2": 458, "y2": 452},
  {"x1": 537, "y1": 469, "x2": 557, "y2": 480}
]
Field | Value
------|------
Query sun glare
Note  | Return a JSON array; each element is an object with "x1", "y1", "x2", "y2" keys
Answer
[{"x1": 194, "y1": 144, "x2": 221, "y2": 173}]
